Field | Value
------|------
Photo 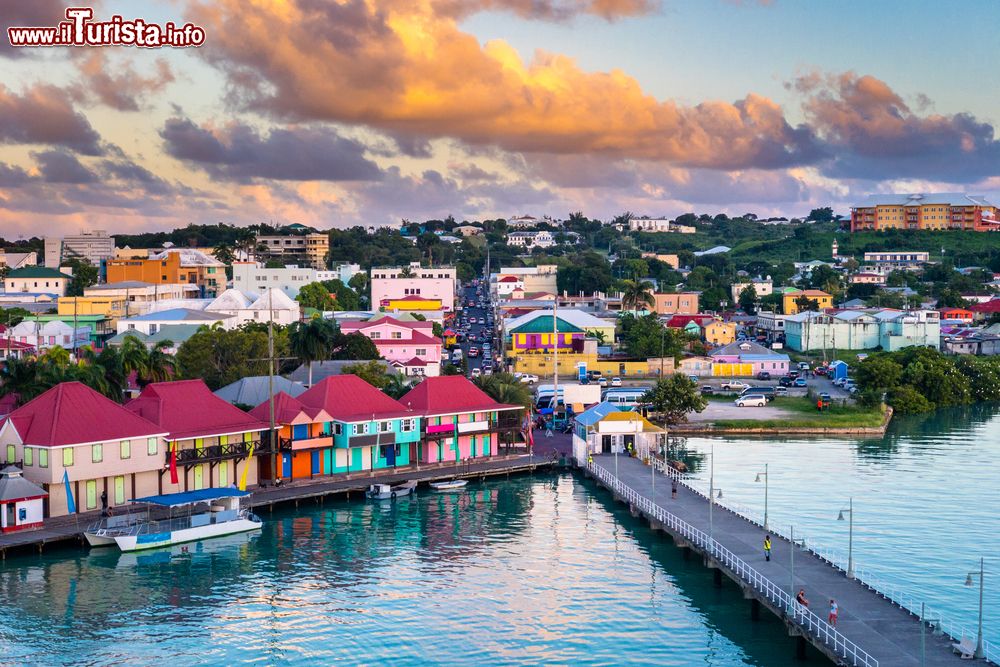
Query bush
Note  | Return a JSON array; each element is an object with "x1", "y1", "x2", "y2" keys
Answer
[{"x1": 887, "y1": 386, "x2": 934, "y2": 414}]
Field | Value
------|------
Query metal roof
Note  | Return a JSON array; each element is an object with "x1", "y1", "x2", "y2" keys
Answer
[{"x1": 132, "y1": 488, "x2": 250, "y2": 507}]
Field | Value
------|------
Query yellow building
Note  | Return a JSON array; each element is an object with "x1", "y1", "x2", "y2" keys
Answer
[
  {"x1": 384, "y1": 296, "x2": 442, "y2": 311},
  {"x1": 703, "y1": 320, "x2": 737, "y2": 346},
  {"x1": 851, "y1": 193, "x2": 999, "y2": 232},
  {"x1": 57, "y1": 296, "x2": 128, "y2": 319},
  {"x1": 783, "y1": 289, "x2": 833, "y2": 315},
  {"x1": 511, "y1": 349, "x2": 673, "y2": 378}
]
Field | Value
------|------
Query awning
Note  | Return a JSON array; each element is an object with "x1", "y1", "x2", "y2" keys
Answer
[{"x1": 131, "y1": 488, "x2": 250, "y2": 507}]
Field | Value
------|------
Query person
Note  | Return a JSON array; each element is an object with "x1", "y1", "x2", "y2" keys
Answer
[
  {"x1": 587, "y1": 454, "x2": 593, "y2": 466},
  {"x1": 817, "y1": 399, "x2": 823, "y2": 412},
  {"x1": 100, "y1": 490, "x2": 108, "y2": 517},
  {"x1": 671, "y1": 479, "x2": 678, "y2": 499},
  {"x1": 796, "y1": 589, "x2": 809, "y2": 607},
  {"x1": 828, "y1": 599, "x2": 838, "y2": 626},
  {"x1": 763, "y1": 535, "x2": 772, "y2": 562}
]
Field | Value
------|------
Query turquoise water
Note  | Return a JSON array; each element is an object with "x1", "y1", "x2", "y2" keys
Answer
[
  {"x1": 680, "y1": 403, "x2": 1000, "y2": 650},
  {"x1": 0, "y1": 475, "x2": 820, "y2": 666}
]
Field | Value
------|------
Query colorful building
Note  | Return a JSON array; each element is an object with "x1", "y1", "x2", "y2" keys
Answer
[
  {"x1": 703, "y1": 320, "x2": 738, "y2": 346},
  {"x1": 399, "y1": 376, "x2": 523, "y2": 464},
  {"x1": 125, "y1": 380, "x2": 271, "y2": 491},
  {"x1": 4, "y1": 266, "x2": 72, "y2": 297},
  {"x1": 251, "y1": 392, "x2": 333, "y2": 481},
  {"x1": 651, "y1": 292, "x2": 700, "y2": 316},
  {"x1": 783, "y1": 289, "x2": 834, "y2": 315},
  {"x1": 340, "y1": 315, "x2": 443, "y2": 376},
  {"x1": 851, "y1": 193, "x2": 1000, "y2": 232},
  {"x1": 709, "y1": 341, "x2": 789, "y2": 377},
  {"x1": 572, "y1": 401, "x2": 666, "y2": 462},
  {"x1": 504, "y1": 309, "x2": 615, "y2": 352},
  {"x1": 107, "y1": 248, "x2": 225, "y2": 297},
  {"x1": 939, "y1": 307, "x2": 974, "y2": 323},
  {"x1": 371, "y1": 263, "x2": 457, "y2": 313},
  {"x1": 384, "y1": 295, "x2": 443, "y2": 312},
  {"x1": 297, "y1": 375, "x2": 420, "y2": 473},
  {"x1": 0, "y1": 382, "x2": 169, "y2": 518},
  {"x1": 784, "y1": 309, "x2": 940, "y2": 352}
]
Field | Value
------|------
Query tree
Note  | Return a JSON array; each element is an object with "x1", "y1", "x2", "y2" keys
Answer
[
  {"x1": 348, "y1": 272, "x2": 369, "y2": 306},
  {"x1": 807, "y1": 207, "x2": 835, "y2": 223},
  {"x1": 794, "y1": 294, "x2": 819, "y2": 312},
  {"x1": 0, "y1": 307, "x2": 31, "y2": 327},
  {"x1": 586, "y1": 329, "x2": 607, "y2": 345},
  {"x1": 340, "y1": 360, "x2": 394, "y2": 389},
  {"x1": 213, "y1": 243, "x2": 236, "y2": 278},
  {"x1": 887, "y1": 385, "x2": 934, "y2": 414},
  {"x1": 177, "y1": 325, "x2": 286, "y2": 390},
  {"x1": 738, "y1": 285, "x2": 758, "y2": 315},
  {"x1": 62, "y1": 258, "x2": 99, "y2": 296},
  {"x1": 320, "y1": 279, "x2": 360, "y2": 311},
  {"x1": 295, "y1": 282, "x2": 336, "y2": 311},
  {"x1": 620, "y1": 279, "x2": 655, "y2": 313},
  {"x1": 474, "y1": 373, "x2": 532, "y2": 409},
  {"x1": 383, "y1": 373, "x2": 413, "y2": 399},
  {"x1": 619, "y1": 314, "x2": 687, "y2": 359},
  {"x1": 641, "y1": 375, "x2": 708, "y2": 425},
  {"x1": 855, "y1": 354, "x2": 903, "y2": 394},
  {"x1": 331, "y1": 332, "x2": 379, "y2": 360},
  {"x1": 289, "y1": 318, "x2": 337, "y2": 386}
]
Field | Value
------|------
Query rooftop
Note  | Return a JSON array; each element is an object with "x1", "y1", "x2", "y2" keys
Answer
[
  {"x1": 214, "y1": 376, "x2": 307, "y2": 406},
  {"x1": 7, "y1": 266, "x2": 71, "y2": 280},
  {"x1": 123, "y1": 308, "x2": 234, "y2": 322},
  {"x1": 859, "y1": 192, "x2": 996, "y2": 208},
  {"x1": 399, "y1": 376, "x2": 519, "y2": 416},
  {"x1": 298, "y1": 375, "x2": 413, "y2": 422},
  {"x1": 125, "y1": 380, "x2": 268, "y2": 440}
]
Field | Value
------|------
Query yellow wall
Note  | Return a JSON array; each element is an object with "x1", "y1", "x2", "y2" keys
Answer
[
  {"x1": 783, "y1": 292, "x2": 833, "y2": 315},
  {"x1": 57, "y1": 296, "x2": 125, "y2": 318},
  {"x1": 704, "y1": 322, "x2": 737, "y2": 346},
  {"x1": 386, "y1": 298, "x2": 441, "y2": 310},
  {"x1": 712, "y1": 363, "x2": 753, "y2": 377},
  {"x1": 512, "y1": 352, "x2": 655, "y2": 377}
]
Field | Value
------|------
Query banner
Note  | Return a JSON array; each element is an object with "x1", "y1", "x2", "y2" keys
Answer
[{"x1": 62, "y1": 469, "x2": 76, "y2": 514}]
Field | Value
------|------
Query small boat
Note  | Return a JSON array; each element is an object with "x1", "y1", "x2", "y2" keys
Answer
[
  {"x1": 366, "y1": 480, "x2": 417, "y2": 500},
  {"x1": 84, "y1": 488, "x2": 262, "y2": 553},
  {"x1": 429, "y1": 479, "x2": 468, "y2": 491}
]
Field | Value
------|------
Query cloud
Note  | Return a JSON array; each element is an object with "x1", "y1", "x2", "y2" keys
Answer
[
  {"x1": 0, "y1": 0, "x2": 66, "y2": 58},
  {"x1": 32, "y1": 150, "x2": 98, "y2": 183},
  {"x1": 795, "y1": 72, "x2": 1000, "y2": 182},
  {"x1": 160, "y1": 116, "x2": 383, "y2": 182},
  {"x1": 71, "y1": 51, "x2": 175, "y2": 112},
  {"x1": 186, "y1": 0, "x2": 821, "y2": 170},
  {"x1": 0, "y1": 83, "x2": 104, "y2": 154},
  {"x1": 430, "y1": 0, "x2": 660, "y2": 21}
]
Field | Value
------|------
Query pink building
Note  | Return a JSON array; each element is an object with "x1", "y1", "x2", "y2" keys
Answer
[
  {"x1": 399, "y1": 376, "x2": 523, "y2": 464},
  {"x1": 340, "y1": 316, "x2": 443, "y2": 376},
  {"x1": 370, "y1": 264, "x2": 457, "y2": 313}
]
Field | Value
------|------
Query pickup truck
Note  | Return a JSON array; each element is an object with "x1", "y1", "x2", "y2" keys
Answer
[
  {"x1": 517, "y1": 373, "x2": 539, "y2": 385},
  {"x1": 721, "y1": 381, "x2": 750, "y2": 392}
]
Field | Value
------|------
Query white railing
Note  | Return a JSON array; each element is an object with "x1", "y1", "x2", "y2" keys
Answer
[
  {"x1": 656, "y1": 460, "x2": 997, "y2": 665},
  {"x1": 589, "y1": 461, "x2": 878, "y2": 667}
]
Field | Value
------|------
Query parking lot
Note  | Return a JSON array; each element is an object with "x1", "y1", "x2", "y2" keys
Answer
[{"x1": 687, "y1": 400, "x2": 796, "y2": 422}]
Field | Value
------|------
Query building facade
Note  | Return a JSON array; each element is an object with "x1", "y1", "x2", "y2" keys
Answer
[
  {"x1": 4, "y1": 266, "x2": 72, "y2": 297},
  {"x1": 340, "y1": 316, "x2": 442, "y2": 376},
  {"x1": 851, "y1": 193, "x2": 999, "y2": 232},
  {"x1": 783, "y1": 289, "x2": 834, "y2": 315},
  {"x1": 371, "y1": 263, "x2": 457, "y2": 313},
  {"x1": 651, "y1": 292, "x2": 700, "y2": 316},
  {"x1": 107, "y1": 248, "x2": 225, "y2": 297},
  {"x1": 784, "y1": 310, "x2": 941, "y2": 352},
  {"x1": 730, "y1": 278, "x2": 773, "y2": 304},
  {"x1": 44, "y1": 230, "x2": 115, "y2": 269},
  {"x1": 709, "y1": 341, "x2": 789, "y2": 377},
  {"x1": 256, "y1": 233, "x2": 329, "y2": 270}
]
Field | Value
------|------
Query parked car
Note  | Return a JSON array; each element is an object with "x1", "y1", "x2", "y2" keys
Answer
[
  {"x1": 721, "y1": 381, "x2": 750, "y2": 392},
  {"x1": 735, "y1": 394, "x2": 767, "y2": 407},
  {"x1": 700, "y1": 385, "x2": 714, "y2": 395},
  {"x1": 814, "y1": 366, "x2": 828, "y2": 376},
  {"x1": 518, "y1": 373, "x2": 539, "y2": 385},
  {"x1": 774, "y1": 386, "x2": 788, "y2": 396},
  {"x1": 819, "y1": 392, "x2": 832, "y2": 402},
  {"x1": 848, "y1": 385, "x2": 860, "y2": 395},
  {"x1": 832, "y1": 377, "x2": 846, "y2": 387},
  {"x1": 610, "y1": 377, "x2": 623, "y2": 387},
  {"x1": 483, "y1": 367, "x2": 493, "y2": 376},
  {"x1": 470, "y1": 367, "x2": 481, "y2": 378},
  {"x1": 778, "y1": 376, "x2": 794, "y2": 387},
  {"x1": 688, "y1": 375, "x2": 699, "y2": 382},
  {"x1": 740, "y1": 386, "x2": 776, "y2": 401},
  {"x1": 756, "y1": 371, "x2": 771, "y2": 380},
  {"x1": 788, "y1": 369, "x2": 800, "y2": 379},
  {"x1": 598, "y1": 377, "x2": 609, "y2": 387},
  {"x1": 798, "y1": 361, "x2": 810, "y2": 371},
  {"x1": 793, "y1": 378, "x2": 808, "y2": 388}
]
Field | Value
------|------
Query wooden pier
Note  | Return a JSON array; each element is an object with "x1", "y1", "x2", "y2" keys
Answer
[
  {"x1": 585, "y1": 454, "x2": 986, "y2": 666},
  {"x1": 0, "y1": 454, "x2": 558, "y2": 559}
]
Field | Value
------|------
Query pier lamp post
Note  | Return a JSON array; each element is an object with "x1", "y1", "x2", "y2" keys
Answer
[
  {"x1": 963, "y1": 557, "x2": 985, "y2": 660},
  {"x1": 754, "y1": 463, "x2": 768, "y2": 531},
  {"x1": 919, "y1": 602, "x2": 941, "y2": 667},
  {"x1": 836, "y1": 498, "x2": 855, "y2": 579},
  {"x1": 788, "y1": 525, "x2": 806, "y2": 612}
]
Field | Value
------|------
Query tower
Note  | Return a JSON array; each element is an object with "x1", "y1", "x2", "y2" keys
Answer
[{"x1": 831, "y1": 239, "x2": 839, "y2": 259}]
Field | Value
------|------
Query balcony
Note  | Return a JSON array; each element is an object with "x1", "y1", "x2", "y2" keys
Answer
[
  {"x1": 167, "y1": 437, "x2": 276, "y2": 467},
  {"x1": 279, "y1": 435, "x2": 333, "y2": 451},
  {"x1": 348, "y1": 432, "x2": 396, "y2": 448},
  {"x1": 420, "y1": 412, "x2": 524, "y2": 440}
]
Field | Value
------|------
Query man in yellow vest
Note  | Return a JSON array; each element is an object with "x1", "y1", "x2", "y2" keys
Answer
[{"x1": 764, "y1": 535, "x2": 772, "y2": 562}]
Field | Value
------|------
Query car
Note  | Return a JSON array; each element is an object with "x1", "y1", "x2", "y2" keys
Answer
[
  {"x1": 847, "y1": 385, "x2": 860, "y2": 395},
  {"x1": 721, "y1": 381, "x2": 750, "y2": 392},
  {"x1": 587, "y1": 370, "x2": 603, "y2": 379},
  {"x1": 798, "y1": 362, "x2": 810, "y2": 371},
  {"x1": 700, "y1": 385, "x2": 714, "y2": 395},
  {"x1": 793, "y1": 378, "x2": 808, "y2": 387},
  {"x1": 819, "y1": 392, "x2": 832, "y2": 402},
  {"x1": 483, "y1": 367, "x2": 493, "y2": 376},
  {"x1": 468, "y1": 347, "x2": 479, "y2": 357},
  {"x1": 735, "y1": 394, "x2": 767, "y2": 407},
  {"x1": 688, "y1": 375, "x2": 699, "y2": 382},
  {"x1": 470, "y1": 367, "x2": 481, "y2": 378},
  {"x1": 479, "y1": 318, "x2": 486, "y2": 325},
  {"x1": 832, "y1": 377, "x2": 846, "y2": 387},
  {"x1": 774, "y1": 386, "x2": 788, "y2": 396},
  {"x1": 756, "y1": 371, "x2": 771, "y2": 380},
  {"x1": 597, "y1": 377, "x2": 609, "y2": 387},
  {"x1": 778, "y1": 376, "x2": 793, "y2": 387},
  {"x1": 788, "y1": 369, "x2": 800, "y2": 379},
  {"x1": 518, "y1": 373, "x2": 538, "y2": 385},
  {"x1": 610, "y1": 377, "x2": 622, "y2": 387}
]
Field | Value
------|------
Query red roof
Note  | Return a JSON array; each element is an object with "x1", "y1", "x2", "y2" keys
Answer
[
  {"x1": 342, "y1": 316, "x2": 433, "y2": 331},
  {"x1": 399, "y1": 376, "x2": 520, "y2": 416},
  {"x1": 970, "y1": 300, "x2": 1000, "y2": 314},
  {"x1": 0, "y1": 382, "x2": 165, "y2": 447},
  {"x1": 250, "y1": 392, "x2": 308, "y2": 424},
  {"x1": 126, "y1": 380, "x2": 268, "y2": 440},
  {"x1": 499, "y1": 276, "x2": 520, "y2": 283},
  {"x1": 666, "y1": 314, "x2": 714, "y2": 328},
  {"x1": 298, "y1": 375, "x2": 413, "y2": 422},
  {"x1": 371, "y1": 329, "x2": 440, "y2": 346}
]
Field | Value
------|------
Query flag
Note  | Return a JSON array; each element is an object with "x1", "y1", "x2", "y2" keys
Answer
[
  {"x1": 62, "y1": 469, "x2": 76, "y2": 514},
  {"x1": 169, "y1": 441, "x2": 178, "y2": 485},
  {"x1": 239, "y1": 441, "x2": 255, "y2": 491}
]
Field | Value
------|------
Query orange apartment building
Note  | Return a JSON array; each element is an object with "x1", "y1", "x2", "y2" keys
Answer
[
  {"x1": 851, "y1": 193, "x2": 1000, "y2": 232},
  {"x1": 105, "y1": 248, "x2": 225, "y2": 297},
  {"x1": 651, "y1": 292, "x2": 700, "y2": 315}
]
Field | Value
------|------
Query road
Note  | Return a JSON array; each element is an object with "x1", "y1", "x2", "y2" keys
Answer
[{"x1": 455, "y1": 281, "x2": 498, "y2": 376}]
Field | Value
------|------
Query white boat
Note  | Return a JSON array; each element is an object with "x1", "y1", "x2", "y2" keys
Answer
[
  {"x1": 366, "y1": 480, "x2": 417, "y2": 500},
  {"x1": 429, "y1": 479, "x2": 468, "y2": 491},
  {"x1": 84, "y1": 488, "x2": 262, "y2": 553},
  {"x1": 84, "y1": 512, "x2": 145, "y2": 547}
]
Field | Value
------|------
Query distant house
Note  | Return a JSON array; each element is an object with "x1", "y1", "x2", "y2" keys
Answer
[
  {"x1": 572, "y1": 402, "x2": 665, "y2": 461},
  {"x1": 783, "y1": 289, "x2": 834, "y2": 315},
  {"x1": 939, "y1": 307, "x2": 974, "y2": 323},
  {"x1": 214, "y1": 376, "x2": 307, "y2": 407},
  {"x1": 4, "y1": 266, "x2": 72, "y2": 297},
  {"x1": 340, "y1": 315, "x2": 442, "y2": 376},
  {"x1": 703, "y1": 320, "x2": 737, "y2": 346},
  {"x1": 116, "y1": 308, "x2": 234, "y2": 335},
  {"x1": 709, "y1": 341, "x2": 789, "y2": 377}
]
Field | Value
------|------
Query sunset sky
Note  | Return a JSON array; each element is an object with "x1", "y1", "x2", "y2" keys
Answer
[{"x1": 2, "y1": 0, "x2": 1000, "y2": 237}]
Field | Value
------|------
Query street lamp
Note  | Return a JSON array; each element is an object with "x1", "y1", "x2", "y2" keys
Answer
[
  {"x1": 964, "y1": 557, "x2": 985, "y2": 660},
  {"x1": 837, "y1": 497, "x2": 855, "y2": 579},
  {"x1": 754, "y1": 463, "x2": 769, "y2": 531},
  {"x1": 920, "y1": 602, "x2": 941, "y2": 667},
  {"x1": 789, "y1": 525, "x2": 806, "y2": 611}
]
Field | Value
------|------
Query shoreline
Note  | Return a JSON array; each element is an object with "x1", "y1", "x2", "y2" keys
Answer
[{"x1": 670, "y1": 405, "x2": 894, "y2": 436}]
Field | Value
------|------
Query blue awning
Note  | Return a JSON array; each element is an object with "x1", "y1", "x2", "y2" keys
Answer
[{"x1": 131, "y1": 488, "x2": 250, "y2": 507}]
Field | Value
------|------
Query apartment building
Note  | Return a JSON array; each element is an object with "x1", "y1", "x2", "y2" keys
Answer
[
  {"x1": 256, "y1": 233, "x2": 329, "y2": 269},
  {"x1": 106, "y1": 248, "x2": 225, "y2": 297},
  {"x1": 371, "y1": 263, "x2": 456, "y2": 313},
  {"x1": 851, "y1": 193, "x2": 1000, "y2": 232},
  {"x1": 44, "y1": 230, "x2": 115, "y2": 268},
  {"x1": 628, "y1": 218, "x2": 696, "y2": 234},
  {"x1": 651, "y1": 292, "x2": 700, "y2": 316}
]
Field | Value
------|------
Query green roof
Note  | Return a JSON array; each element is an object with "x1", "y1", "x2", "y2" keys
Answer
[
  {"x1": 509, "y1": 315, "x2": 583, "y2": 334},
  {"x1": 8, "y1": 266, "x2": 71, "y2": 279}
]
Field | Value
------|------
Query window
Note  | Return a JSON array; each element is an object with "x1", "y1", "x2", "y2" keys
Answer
[
  {"x1": 63, "y1": 448, "x2": 74, "y2": 467},
  {"x1": 379, "y1": 421, "x2": 392, "y2": 433},
  {"x1": 333, "y1": 423, "x2": 342, "y2": 435},
  {"x1": 92, "y1": 443, "x2": 103, "y2": 463},
  {"x1": 24, "y1": 447, "x2": 32, "y2": 466},
  {"x1": 120, "y1": 440, "x2": 131, "y2": 459},
  {"x1": 6, "y1": 444, "x2": 15, "y2": 462},
  {"x1": 370, "y1": 331, "x2": 381, "y2": 339},
  {"x1": 147, "y1": 438, "x2": 158, "y2": 455},
  {"x1": 354, "y1": 423, "x2": 369, "y2": 435},
  {"x1": 39, "y1": 448, "x2": 48, "y2": 468},
  {"x1": 391, "y1": 331, "x2": 402, "y2": 339},
  {"x1": 401, "y1": 419, "x2": 415, "y2": 432}
]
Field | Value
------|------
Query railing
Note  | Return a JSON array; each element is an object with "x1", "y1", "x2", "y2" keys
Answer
[
  {"x1": 168, "y1": 438, "x2": 276, "y2": 466},
  {"x1": 660, "y1": 461, "x2": 997, "y2": 665},
  {"x1": 588, "y1": 460, "x2": 878, "y2": 667}
]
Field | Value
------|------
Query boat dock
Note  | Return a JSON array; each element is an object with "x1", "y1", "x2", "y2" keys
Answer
[
  {"x1": 0, "y1": 454, "x2": 558, "y2": 559},
  {"x1": 585, "y1": 454, "x2": 987, "y2": 666}
]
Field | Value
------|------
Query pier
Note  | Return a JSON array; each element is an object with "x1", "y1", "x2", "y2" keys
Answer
[
  {"x1": 0, "y1": 453, "x2": 558, "y2": 558},
  {"x1": 585, "y1": 454, "x2": 988, "y2": 666}
]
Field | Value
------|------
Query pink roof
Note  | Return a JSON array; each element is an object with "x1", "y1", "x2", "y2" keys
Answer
[
  {"x1": 298, "y1": 375, "x2": 414, "y2": 422},
  {"x1": 0, "y1": 382, "x2": 164, "y2": 447},
  {"x1": 342, "y1": 316, "x2": 433, "y2": 331},
  {"x1": 499, "y1": 276, "x2": 520, "y2": 283},
  {"x1": 372, "y1": 329, "x2": 440, "y2": 346},
  {"x1": 250, "y1": 392, "x2": 308, "y2": 424},
  {"x1": 399, "y1": 376, "x2": 520, "y2": 416},
  {"x1": 971, "y1": 301, "x2": 1000, "y2": 313},
  {"x1": 396, "y1": 357, "x2": 428, "y2": 366},
  {"x1": 126, "y1": 380, "x2": 268, "y2": 441}
]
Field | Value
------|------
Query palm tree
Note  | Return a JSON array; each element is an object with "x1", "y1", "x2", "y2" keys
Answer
[
  {"x1": 288, "y1": 318, "x2": 337, "y2": 386},
  {"x1": 0, "y1": 357, "x2": 44, "y2": 406},
  {"x1": 399, "y1": 265, "x2": 415, "y2": 278},
  {"x1": 586, "y1": 329, "x2": 607, "y2": 345},
  {"x1": 144, "y1": 340, "x2": 176, "y2": 386},
  {"x1": 621, "y1": 279, "x2": 655, "y2": 314},
  {"x1": 474, "y1": 373, "x2": 532, "y2": 409},
  {"x1": 383, "y1": 373, "x2": 413, "y2": 399}
]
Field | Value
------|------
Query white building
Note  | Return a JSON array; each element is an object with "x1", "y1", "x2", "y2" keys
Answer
[
  {"x1": 629, "y1": 218, "x2": 696, "y2": 233},
  {"x1": 0, "y1": 251, "x2": 37, "y2": 271},
  {"x1": 232, "y1": 262, "x2": 317, "y2": 299},
  {"x1": 206, "y1": 287, "x2": 300, "y2": 327},
  {"x1": 370, "y1": 263, "x2": 457, "y2": 313},
  {"x1": 507, "y1": 231, "x2": 555, "y2": 249},
  {"x1": 44, "y1": 230, "x2": 115, "y2": 268},
  {"x1": 83, "y1": 282, "x2": 199, "y2": 316},
  {"x1": 8, "y1": 320, "x2": 90, "y2": 351},
  {"x1": 116, "y1": 308, "x2": 234, "y2": 335},
  {"x1": 507, "y1": 215, "x2": 541, "y2": 229},
  {"x1": 730, "y1": 277, "x2": 773, "y2": 303},
  {"x1": 4, "y1": 267, "x2": 73, "y2": 297}
]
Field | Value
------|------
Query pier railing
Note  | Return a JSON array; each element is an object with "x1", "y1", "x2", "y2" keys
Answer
[
  {"x1": 589, "y1": 460, "x2": 878, "y2": 667},
  {"x1": 649, "y1": 457, "x2": 997, "y2": 665}
]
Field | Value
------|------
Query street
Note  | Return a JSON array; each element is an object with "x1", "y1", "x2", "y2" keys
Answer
[{"x1": 454, "y1": 280, "x2": 497, "y2": 375}]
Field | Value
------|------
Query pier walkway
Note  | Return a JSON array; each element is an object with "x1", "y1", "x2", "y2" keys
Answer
[{"x1": 587, "y1": 454, "x2": 986, "y2": 667}]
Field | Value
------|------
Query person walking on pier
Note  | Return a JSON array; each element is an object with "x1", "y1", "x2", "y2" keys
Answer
[
  {"x1": 796, "y1": 589, "x2": 809, "y2": 608},
  {"x1": 671, "y1": 479, "x2": 677, "y2": 499},
  {"x1": 828, "y1": 599, "x2": 838, "y2": 626},
  {"x1": 763, "y1": 535, "x2": 772, "y2": 561}
]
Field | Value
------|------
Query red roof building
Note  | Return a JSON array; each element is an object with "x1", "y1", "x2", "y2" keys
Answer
[
  {"x1": 298, "y1": 375, "x2": 414, "y2": 422},
  {"x1": 126, "y1": 380, "x2": 268, "y2": 441},
  {"x1": 970, "y1": 300, "x2": 1000, "y2": 316},
  {"x1": 250, "y1": 392, "x2": 333, "y2": 481},
  {"x1": 399, "y1": 376, "x2": 520, "y2": 417},
  {"x1": 338, "y1": 316, "x2": 442, "y2": 377}
]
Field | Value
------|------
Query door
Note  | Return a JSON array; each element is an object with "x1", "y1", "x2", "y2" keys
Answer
[
  {"x1": 293, "y1": 424, "x2": 308, "y2": 440},
  {"x1": 219, "y1": 461, "x2": 228, "y2": 487},
  {"x1": 194, "y1": 465, "x2": 204, "y2": 490},
  {"x1": 384, "y1": 444, "x2": 396, "y2": 467},
  {"x1": 114, "y1": 476, "x2": 126, "y2": 505},
  {"x1": 351, "y1": 447, "x2": 363, "y2": 471},
  {"x1": 469, "y1": 436, "x2": 477, "y2": 459},
  {"x1": 282, "y1": 452, "x2": 292, "y2": 478},
  {"x1": 311, "y1": 450, "x2": 320, "y2": 475},
  {"x1": 85, "y1": 480, "x2": 97, "y2": 510},
  {"x1": 601, "y1": 435, "x2": 612, "y2": 454}
]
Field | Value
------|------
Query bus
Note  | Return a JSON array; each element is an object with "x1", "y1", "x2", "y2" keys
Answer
[{"x1": 601, "y1": 386, "x2": 650, "y2": 410}]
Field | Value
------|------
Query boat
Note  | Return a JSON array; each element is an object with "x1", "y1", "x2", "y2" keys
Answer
[
  {"x1": 84, "y1": 488, "x2": 262, "y2": 553},
  {"x1": 429, "y1": 479, "x2": 468, "y2": 491},
  {"x1": 366, "y1": 480, "x2": 417, "y2": 500}
]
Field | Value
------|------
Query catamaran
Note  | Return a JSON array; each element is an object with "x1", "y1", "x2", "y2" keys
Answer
[{"x1": 84, "y1": 488, "x2": 262, "y2": 552}]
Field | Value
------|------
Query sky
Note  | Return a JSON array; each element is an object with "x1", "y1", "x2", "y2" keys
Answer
[{"x1": 1, "y1": 0, "x2": 1000, "y2": 237}]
